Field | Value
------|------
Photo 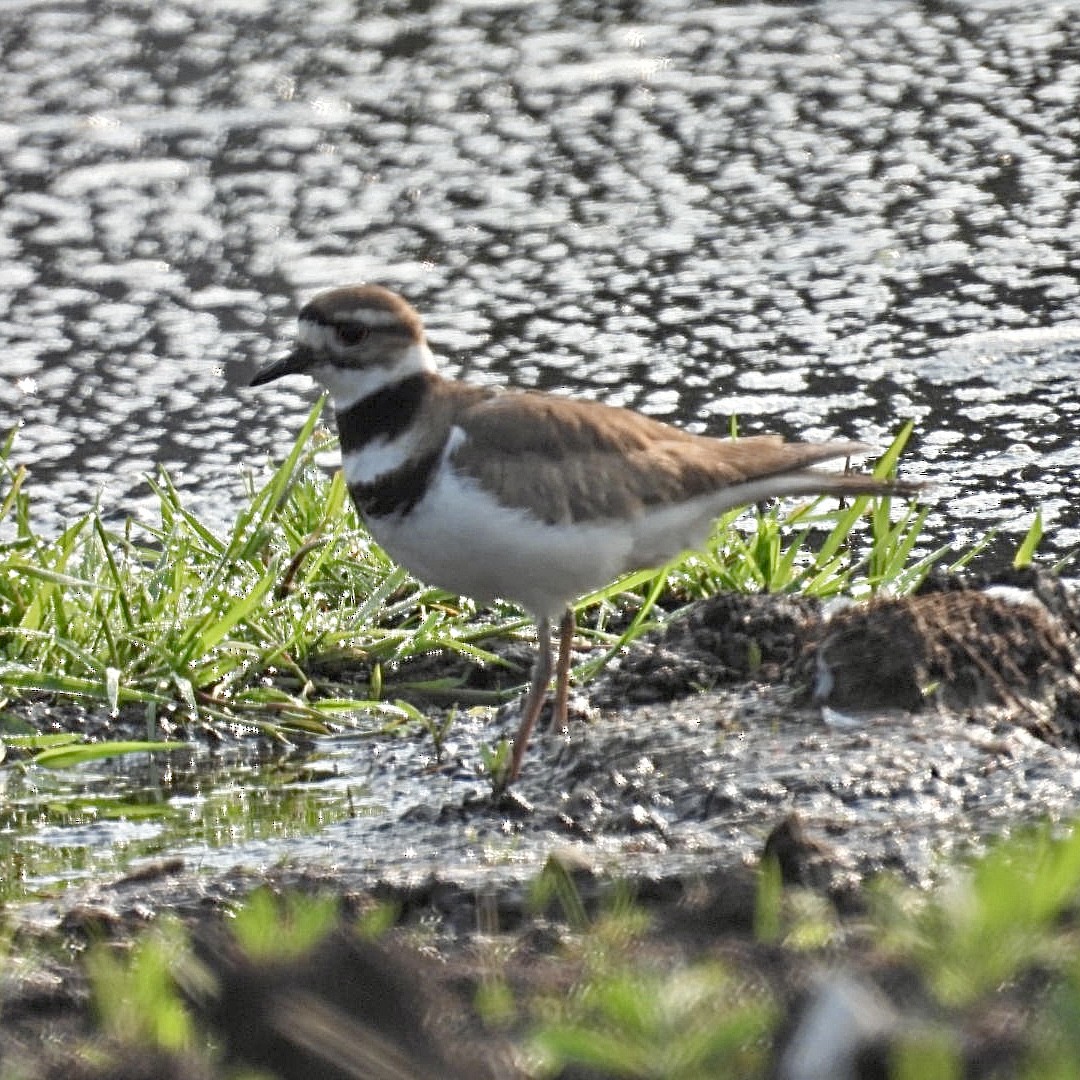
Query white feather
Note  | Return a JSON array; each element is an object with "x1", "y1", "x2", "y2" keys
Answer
[
  {"x1": 367, "y1": 462, "x2": 633, "y2": 622},
  {"x1": 625, "y1": 471, "x2": 859, "y2": 567},
  {"x1": 295, "y1": 319, "x2": 338, "y2": 354},
  {"x1": 342, "y1": 431, "x2": 422, "y2": 487}
]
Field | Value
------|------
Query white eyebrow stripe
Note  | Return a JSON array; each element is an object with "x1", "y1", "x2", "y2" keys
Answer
[{"x1": 339, "y1": 309, "x2": 408, "y2": 328}]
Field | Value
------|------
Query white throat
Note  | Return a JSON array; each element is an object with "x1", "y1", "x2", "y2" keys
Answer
[{"x1": 316, "y1": 342, "x2": 437, "y2": 413}]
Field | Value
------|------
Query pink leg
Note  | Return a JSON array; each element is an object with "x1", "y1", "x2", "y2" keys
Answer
[
  {"x1": 509, "y1": 616, "x2": 552, "y2": 782},
  {"x1": 551, "y1": 607, "x2": 575, "y2": 732}
]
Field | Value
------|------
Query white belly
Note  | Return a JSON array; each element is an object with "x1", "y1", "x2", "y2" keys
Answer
[
  {"x1": 363, "y1": 462, "x2": 736, "y2": 621},
  {"x1": 365, "y1": 466, "x2": 632, "y2": 620}
]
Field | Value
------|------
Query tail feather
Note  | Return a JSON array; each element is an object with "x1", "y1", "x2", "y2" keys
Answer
[
  {"x1": 625, "y1": 467, "x2": 924, "y2": 571},
  {"x1": 790, "y1": 468, "x2": 925, "y2": 501},
  {"x1": 711, "y1": 466, "x2": 924, "y2": 510}
]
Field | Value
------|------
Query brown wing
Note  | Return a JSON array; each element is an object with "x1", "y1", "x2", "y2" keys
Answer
[{"x1": 449, "y1": 389, "x2": 879, "y2": 526}]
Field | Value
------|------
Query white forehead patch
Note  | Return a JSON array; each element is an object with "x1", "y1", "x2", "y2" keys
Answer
[{"x1": 297, "y1": 318, "x2": 338, "y2": 352}]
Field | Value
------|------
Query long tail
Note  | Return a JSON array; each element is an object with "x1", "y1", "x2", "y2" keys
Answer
[{"x1": 774, "y1": 468, "x2": 924, "y2": 501}]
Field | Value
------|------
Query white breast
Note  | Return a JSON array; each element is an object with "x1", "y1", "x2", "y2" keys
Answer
[{"x1": 365, "y1": 461, "x2": 639, "y2": 621}]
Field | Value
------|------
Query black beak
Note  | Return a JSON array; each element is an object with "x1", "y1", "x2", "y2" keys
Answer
[{"x1": 249, "y1": 347, "x2": 315, "y2": 387}]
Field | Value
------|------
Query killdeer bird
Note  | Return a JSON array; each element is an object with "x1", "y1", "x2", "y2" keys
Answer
[{"x1": 251, "y1": 285, "x2": 920, "y2": 782}]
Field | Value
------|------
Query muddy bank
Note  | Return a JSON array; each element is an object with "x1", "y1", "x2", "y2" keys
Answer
[{"x1": 3, "y1": 571, "x2": 1080, "y2": 1076}]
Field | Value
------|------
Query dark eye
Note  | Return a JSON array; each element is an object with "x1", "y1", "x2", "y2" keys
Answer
[{"x1": 336, "y1": 321, "x2": 369, "y2": 347}]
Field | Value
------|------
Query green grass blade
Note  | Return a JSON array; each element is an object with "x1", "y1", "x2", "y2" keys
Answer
[
  {"x1": 256, "y1": 396, "x2": 328, "y2": 524},
  {"x1": 873, "y1": 419, "x2": 915, "y2": 478},
  {"x1": 146, "y1": 470, "x2": 226, "y2": 557},
  {"x1": 93, "y1": 515, "x2": 135, "y2": 631},
  {"x1": 0, "y1": 667, "x2": 168, "y2": 703},
  {"x1": 33, "y1": 739, "x2": 192, "y2": 769},
  {"x1": 3, "y1": 560, "x2": 110, "y2": 591},
  {"x1": 1013, "y1": 509, "x2": 1043, "y2": 569},
  {"x1": 189, "y1": 560, "x2": 281, "y2": 656}
]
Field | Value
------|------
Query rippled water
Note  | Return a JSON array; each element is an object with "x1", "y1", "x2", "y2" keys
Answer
[
  {"x1": 1, "y1": 0, "x2": 1078, "y2": 562},
  {"x1": 0, "y1": 742, "x2": 358, "y2": 903}
]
